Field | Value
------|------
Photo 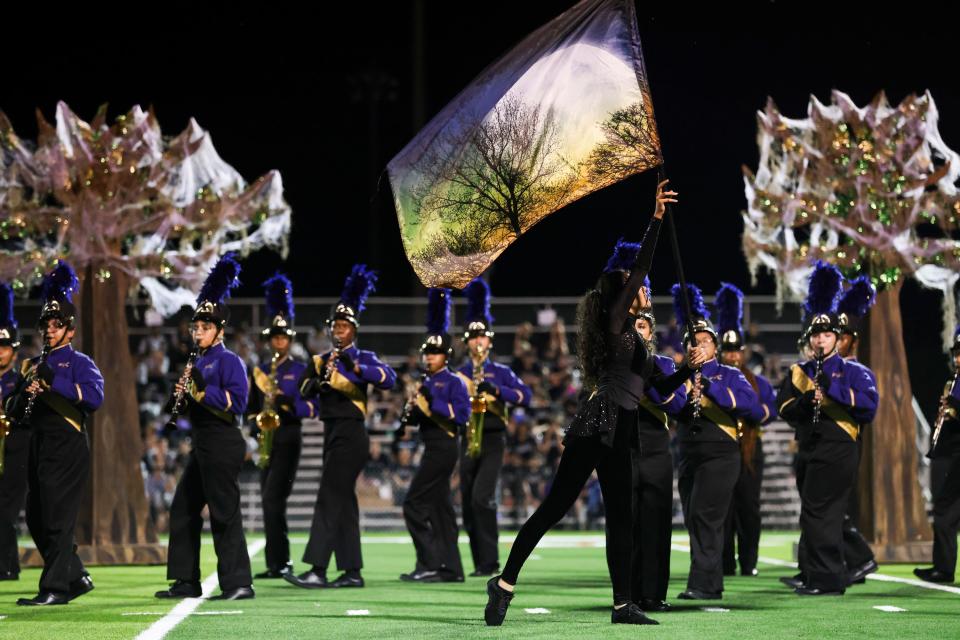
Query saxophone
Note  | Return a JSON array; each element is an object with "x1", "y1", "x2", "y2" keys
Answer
[
  {"x1": 256, "y1": 352, "x2": 282, "y2": 469},
  {"x1": 930, "y1": 369, "x2": 959, "y2": 455},
  {"x1": 166, "y1": 348, "x2": 199, "y2": 431},
  {"x1": 318, "y1": 337, "x2": 342, "y2": 390},
  {"x1": 466, "y1": 344, "x2": 489, "y2": 458}
]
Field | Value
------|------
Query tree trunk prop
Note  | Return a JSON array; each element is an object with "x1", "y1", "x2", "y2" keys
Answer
[
  {"x1": 858, "y1": 281, "x2": 933, "y2": 562},
  {"x1": 21, "y1": 266, "x2": 166, "y2": 566}
]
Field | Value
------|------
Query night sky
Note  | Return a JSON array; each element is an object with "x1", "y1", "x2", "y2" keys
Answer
[{"x1": 3, "y1": 2, "x2": 957, "y2": 410}]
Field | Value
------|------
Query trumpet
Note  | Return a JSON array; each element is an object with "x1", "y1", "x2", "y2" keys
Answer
[
  {"x1": 256, "y1": 352, "x2": 283, "y2": 469},
  {"x1": 319, "y1": 337, "x2": 342, "y2": 390},
  {"x1": 22, "y1": 341, "x2": 52, "y2": 427},
  {"x1": 166, "y1": 348, "x2": 198, "y2": 431},
  {"x1": 812, "y1": 348, "x2": 824, "y2": 424},
  {"x1": 466, "y1": 343, "x2": 489, "y2": 458}
]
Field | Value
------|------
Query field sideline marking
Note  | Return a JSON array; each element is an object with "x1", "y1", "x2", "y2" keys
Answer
[{"x1": 134, "y1": 538, "x2": 266, "y2": 640}]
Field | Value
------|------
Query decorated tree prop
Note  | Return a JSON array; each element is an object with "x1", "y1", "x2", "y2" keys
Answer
[
  {"x1": 0, "y1": 102, "x2": 290, "y2": 564},
  {"x1": 742, "y1": 90, "x2": 960, "y2": 561}
]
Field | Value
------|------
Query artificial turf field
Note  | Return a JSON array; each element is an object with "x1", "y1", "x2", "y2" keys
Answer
[{"x1": 0, "y1": 531, "x2": 957, "y2": 639}]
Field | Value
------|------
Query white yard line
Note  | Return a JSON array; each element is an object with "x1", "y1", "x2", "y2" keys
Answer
[
  {"x1": 671, "y1": 542, "x2": 960, "y2": 596},
  {"x1": 134, "y1": 538, "x2": 266, "y2": 640},
  {"x1": 873, "y1": 605, "x2": 907, "y2": 612}
]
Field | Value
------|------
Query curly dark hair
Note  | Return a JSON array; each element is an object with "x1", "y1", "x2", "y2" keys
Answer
[{"x1": 576, "y1": 270, "x2": 628, "y2": 391}]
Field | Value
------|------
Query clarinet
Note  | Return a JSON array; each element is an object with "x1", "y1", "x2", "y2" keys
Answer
[
  {"x1": 691, "y1": 370, "x2": 703, "y2": 421},
  {"x1": 166, "y1": 348, "x2": 199, "y2": 430},
  {"x1": 22, "y1": 342, "x2": 53, "y2": 426},
  {"x1": 319, "y1": 337, "x2": 342, "y2": 390},
  {"x1": 812, "y1": 348, "x2": 825, "y2": 424},
  {"x1": 399, "y1": 369, "x2": 428, "y2": 428}
]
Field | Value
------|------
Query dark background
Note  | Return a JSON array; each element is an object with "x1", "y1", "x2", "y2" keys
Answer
[{"x1": 2, "y1": 1, "x2": 955, "y2": 415}]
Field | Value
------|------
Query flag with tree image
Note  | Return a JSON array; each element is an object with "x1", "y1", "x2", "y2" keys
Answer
[{"x1": 388, "y1": 0, "x2": 662, "y2": 288}]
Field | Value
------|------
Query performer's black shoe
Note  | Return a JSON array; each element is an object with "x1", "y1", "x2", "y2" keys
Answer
[
  {"x1": 17, "y1": 591, "x2": 69, "y2": 606},
  {"x1": 328, "y1": 572, "x2": 364, "y2": 588},
  {"x1": 210, "y1": 586, "x2": 255, "y2": 600},
  {"x1": 0, "y1": 570, "x2": 19, "y2": 581},
  {"x1": 779, "y1": 573, "x2": 805, "y2": 589},
  {"x1": 470, "y1": 567, "x2": 497, "y2": 577},
  {"x1": 742, "y1": 568, "x2": 759, "y2": 577},
  {"x1": 155, "y1": 580, "x2": 202, "y2": 599},
  {"x1": 612, "y1": 602, "x2": 659, "y2": 625},
  {"x1": 68, "y1": 575, "x2": 95, "y2": 601},
  {"x1": 677, "y1": 589, "x2": 721, "y2": 600},
  {"x1": 255, "y1": 563, "x2": 293, "y2": 579},
  {"x1": 795, "y1": 585, "x2": 844, "y2": 596},
  {"x1": 847, "y1": 559, "x2": 878, "y2": 585},
  {"x1": 400, "y1": 569, "x2": 443, "y2": 582},
  {"x1": 640, "y1": 598, "x2": 672, "y2": 612},
  {"x1": 913, "y1": 567, "x2": 955, "y2": 583},
  {"x1": 284, "y1": 569, "x2": 328, "y2": 589},
  {"x1": 484, "y1": 576, "x2": 514, "y2": 626}
]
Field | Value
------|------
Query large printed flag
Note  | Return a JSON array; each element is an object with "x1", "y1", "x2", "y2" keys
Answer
[{"x1": 388, "y1": 0, "x2": 663, "y2": 288}]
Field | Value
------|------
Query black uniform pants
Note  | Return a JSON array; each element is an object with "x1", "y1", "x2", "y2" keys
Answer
[
  {"x1": 630, "y1": 429, "x2": 674, "y2": 602},
  {"x1": 0, "y1": 430, "x2": 29, "y2": 575},
  {"x1": 403, "y1": 435, "x2": 463, "y2": 577},
  {"x1": 796, "y1": 438, "x2": 858, "y2": 591},
  {"x1": 167, "y1": 422, "x2": 251, "y2": 591},
  {"x1": 678, "y1": 438, "x2": 740, "y2": 595},
  {"x1": 931, "y1": 452, "x2": 960, "y2": 574},
  {"x1": 502, "y1": 413, "x2": 634, "y2": 604},
  {"x1": 723, "y1": 439, "x2": 765, "y2": 575},
  {"x1": 26, "y1": 422, "x2": 89, "y2": 594},
  {"x1": 303, "y1": 418, "x2": 368, "y2": 572},
  {"x1": 259, "y1": 425, "x2": 302, "y2": 571},
  {"x1": 841, "y1": 441, "x2": 874, "y2": 570},
  {"x1": 460, "y1": 430, "x2": 505, "y2": 573}
]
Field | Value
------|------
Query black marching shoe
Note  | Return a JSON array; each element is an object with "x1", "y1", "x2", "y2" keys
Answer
[
  {"x1": 400, "y1": 569, "x2": 440, "y2": 582},
  {"x1": 848, "y1": 559, "x2": 878, "y2": 585},
  {"x1": 210, "y1": 586, "x2": 255, "y2": 600},
  {"x1": 469, "y1": 567, "x2": 497, "y2": 577},
  {"x1": 68, "y1": 575, "x2": 95, "y2": 601},
  {"x1": 484, "y1": 576, "x2": 514, "y2": 626},
  {"x1": 779, "y1": 573, "x2": 805, "y2": 589},
  {"x1": 640, "y1": 598, "x2": 672, "y2": 612},
  {"x1": 155, "y1": 580, "x2": 202, "y2": 599},
  {"x1": 0, "y1": 570, "x2": 19, "y2": 581},
  {"x1": 17, "y1": 592, "x2": 70, "y2": 606},
  {"x1": 284, "y1": 569, "x2": 328, "y2": 589},
  {"x1": 795, "y1": 585, "x2": 844, "y2": 596},
  {"x1": 328, "y1": 572, "x2": 364, "y2": 588},
  {"x1": 612, "y1": 602, "x2": 659, "y2": 625},
  {"x1": 254, "y1": 563, "x2": 293, "y2": 579},
  {"x1": 913, "y1": 567, "x2": 955, "y2": 583},
  {"x1": 677, "y1": 589, "x2": 721, "y2": 600},
  {"x1": 742, "y1": 568, "x2": 759, "y2": 577}
]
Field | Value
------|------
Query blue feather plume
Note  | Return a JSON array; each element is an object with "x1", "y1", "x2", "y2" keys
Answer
[
  {"x1": 463, "y1": 278, "x2": 494, "y2": 326},
  {"x1": 426, "y1": 288, "x2": 452, "y2": 335},
  {"x1": 40, "y1": 260, "x2": 79, "y2": 304},
  {"x1": 715, "y1": 283, "x2": 744, "y2": 335},
  {"x1": 603, "y1": 238, "x2": 640, "y2": 273},
  {"x1": 263, "y1": 272, "x2": 294, "y2": 321},
  {"x1": 0, "y1": 283, "x2": 16, "y2": 328},
  {"x1": 671, "y1": 283, "x2": 709, "y2": 329},
  {"x1": 340, "y1": 264, "x2": 377, "y2": 313},
  {"x1": 837, "y1": 275, "x2": 876, "y2": 319},
  {"x1": 803, "y1": 261, "x2": 843, "y2": 317},
  {"x1": 197, "y1": 253, "x2": 241, "y2": 305}
]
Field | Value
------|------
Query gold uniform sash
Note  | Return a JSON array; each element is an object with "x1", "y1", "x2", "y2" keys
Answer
[
  {"x1": 638, "y1": 396, "x2": 669, "y2": 430},
  {"x1": 685, "y1": 380, "x2": 740, "y2": 441},
  {"x1": 414, "y1": 394, "x2": 458, "y2": 437},
  {"x1": 312, "y1": 354, "x2": 368, "y2": 416},
  {"x1": 790, "y1": 365, "x2": 860, "y2": 441}
]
